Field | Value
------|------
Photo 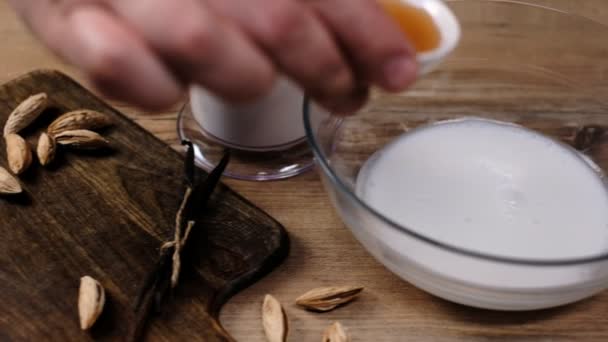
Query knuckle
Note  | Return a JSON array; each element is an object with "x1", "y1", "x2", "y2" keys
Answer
[
  {"x1": 256, "y1": 3, "x2": 306, "y2": 47},
  {"x1": 229, "y1": 69, "x2": 278, "y2": 102},
  {"x1": 316, "y1": 58, "x2": 353, "y2": 93},
  {"x1": 87, "y1": 46, "x2": 126, "y2": 83},
  {"x1": 173, "y1": 21, "x2": 215, "y2": 57}
]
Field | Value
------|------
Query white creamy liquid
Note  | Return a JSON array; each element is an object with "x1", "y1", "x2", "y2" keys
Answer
[
  {"x1": 356, "y1": 118, "x2": 608, "y2": 260},
  {"x1": 190, "y1": 79, "x2": 306, "y2": 151}
]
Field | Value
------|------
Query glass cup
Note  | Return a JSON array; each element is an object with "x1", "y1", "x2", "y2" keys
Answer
[{"x1": 178, "y1": 79, "x2": 314, "y2": 181}]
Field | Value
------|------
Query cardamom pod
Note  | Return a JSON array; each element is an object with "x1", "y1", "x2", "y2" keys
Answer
[
  {"x1": 262, "y1": 294, "x2": 288, "y2": 342},
  {"x1": 3, "y1": 93, "x2": 48, "y2": 135},
  {"x1": 78, "y1": 276, "x2": 105, "y2": 330},
  {"x1": 55, "y1": 129, "x2": 110, "y2": 149},
  {"x1": 322, "y1": 322, "x2": 351, "y2": 342},
  {"x1": 295, "y1": 286, "x2": 363, "y2": 312},
  {"x1": 48, "y1": 109, "x2": 112, "y2": 136},
  {"x1": 0, "y1": 166, "x2": 21, "y2": 194},
  {"x1": 5, "y1": 133, "x2": 32, "y2": 174},
  {"x1": 37, "y1": 132, "x2": 56, "y2": 166}
]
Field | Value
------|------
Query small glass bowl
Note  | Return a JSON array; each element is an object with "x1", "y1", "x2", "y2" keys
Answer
[
  {"x1": 304, "y1": 0, "x2": 608, "y2": 310},
  {"x1": 178, "y1": 101, "x2": 314, "y2": 181}
]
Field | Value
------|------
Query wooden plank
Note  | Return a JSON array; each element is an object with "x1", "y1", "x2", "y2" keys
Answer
[{"x1": 0, "y1": 70, "x2": 288, "y2": 341}]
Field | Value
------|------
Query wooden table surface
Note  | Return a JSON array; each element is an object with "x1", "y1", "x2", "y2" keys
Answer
[{"x1": 2, "y1": 1, "x2": 608, "y2": 341}]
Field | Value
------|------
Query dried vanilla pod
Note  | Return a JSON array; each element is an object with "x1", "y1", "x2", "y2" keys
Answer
[
  {"x1": 5, "y1": 133, "x2": 32, "y2": 174},
  {"x1": 48, "y1": 109, "x2": 112, "y2": 136},
  {"x1": 262, "y1": 294, "x2": 288, "y2": 342},
  {"x1": 128, "y1": 146, "x2": 230, "y2": 342},
  {"x1": 3, "y1": 93, "x2": 48, "y2": 135},
  {"x1": 295, "y1": 286, "x2": 364, "y2": 312},
  {"x1": 78, "y1": 276, "x2": 106, "y2": 330}
]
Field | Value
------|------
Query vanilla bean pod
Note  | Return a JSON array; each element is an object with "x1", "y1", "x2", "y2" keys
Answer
[{"x1": 128, "y1": 142, "x2": 230, "y2": 341}]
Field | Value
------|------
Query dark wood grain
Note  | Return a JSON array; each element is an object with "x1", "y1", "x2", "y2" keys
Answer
[{"x1": 0, "y1": 70, "x2": 289, "y2": 341}]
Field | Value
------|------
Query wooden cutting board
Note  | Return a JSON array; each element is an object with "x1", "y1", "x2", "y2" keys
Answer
[{"x1": 0, "y1": 70, "x2": 289, "y2": 341}]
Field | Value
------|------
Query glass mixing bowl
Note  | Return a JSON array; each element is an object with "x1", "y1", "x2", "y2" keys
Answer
[{"x1": 304, "y1": 0, "x2": 608, "y2": 310}]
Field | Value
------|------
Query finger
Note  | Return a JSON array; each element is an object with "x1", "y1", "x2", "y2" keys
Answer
[
  {"x1": 108, "y1": 0, "x2": 277, "y2": 102},
  {"x1": 308, "y1": 0, "x2": 418, "y2": 92},
  {"x1": 21, "y1": 2, "x2": 183, "y2": 110},
  {"x1": 67, "y1": 7, "x2": 184, "y2": 108},
  {"x1": 205, "y1": 0, "x2": 365, "y2": 113}
]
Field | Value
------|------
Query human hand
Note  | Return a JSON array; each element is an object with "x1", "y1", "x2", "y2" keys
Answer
[{"x1": 9, "y1": 0, "x2": 417, "y2": 112}]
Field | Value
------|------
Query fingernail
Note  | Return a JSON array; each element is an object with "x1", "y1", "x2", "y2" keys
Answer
[{"x1": 382, "y1": 56, "x2": 418, "y2": 91}]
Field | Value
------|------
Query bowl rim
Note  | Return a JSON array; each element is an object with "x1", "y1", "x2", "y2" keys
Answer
[
  {"x1": 303, "y1": 97, "x2": 608, "y2": 267},
  {"x1": 304, "y1": 0, "x2": 608, "y2": 267}
]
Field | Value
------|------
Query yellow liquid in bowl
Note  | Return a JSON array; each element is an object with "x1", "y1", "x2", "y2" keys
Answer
[{"x1": 379, "y1": 0, "x2": 441, "y2": 53}]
